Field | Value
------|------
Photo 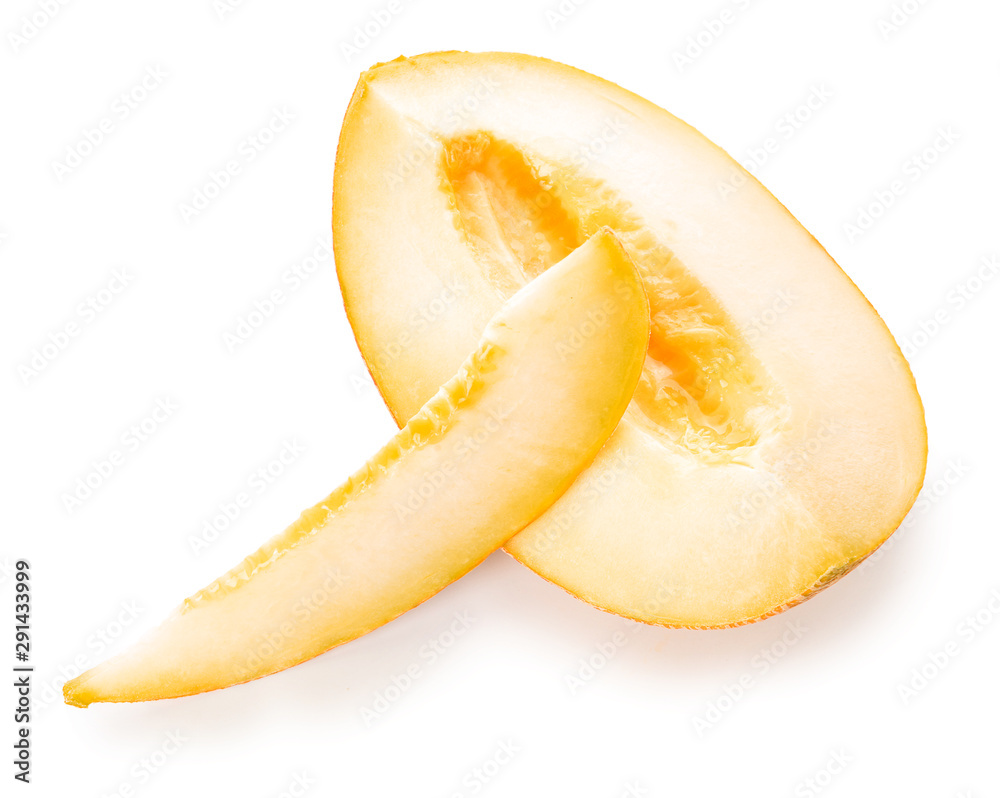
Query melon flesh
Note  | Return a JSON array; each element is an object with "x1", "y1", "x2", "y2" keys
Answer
[
  {"x1": 64, "y1": 230, "x2": 648, "y2": 706},
  {"x1": 333, "y1": 51, "x2": 927, "y2": 627}
]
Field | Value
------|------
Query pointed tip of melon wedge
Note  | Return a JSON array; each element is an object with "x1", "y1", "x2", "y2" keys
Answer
[
  {"x1": 64, "y1": 230, "x2": 649, "y2": 706},
  {"x1": 63, "y1": 678, "x2": 89, "y2": 708}
]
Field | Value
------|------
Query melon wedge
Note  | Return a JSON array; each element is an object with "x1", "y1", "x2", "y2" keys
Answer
[
  {"x1": 333, "y1": 51, "x2": 927, "y2": 628},
  {"x1": 63, "y1": 230, "x2": 649, "y2": 706}
]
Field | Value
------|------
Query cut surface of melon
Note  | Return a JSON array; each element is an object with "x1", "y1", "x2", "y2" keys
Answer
[
  {"x1": 333, "y1": 51, "x2": 927, "y2": 627},
  {"x1": 63, "y1": 230, "x2": 649, "y2": 706}
]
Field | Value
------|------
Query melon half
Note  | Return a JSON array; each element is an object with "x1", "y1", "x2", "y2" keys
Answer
[{"x1": 333, "y1": 51, "x2": 927, "y2": 628}]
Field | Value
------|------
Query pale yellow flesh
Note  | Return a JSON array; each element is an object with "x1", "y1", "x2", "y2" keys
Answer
[
  {"x1": 333, "y1": 51, "x2": 927, "y2": 627},
  {"x1": 63, "y1": 230, "x2": 649, "y2": 706}
]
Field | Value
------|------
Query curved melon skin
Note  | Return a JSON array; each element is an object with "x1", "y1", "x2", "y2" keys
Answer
[
  {"x1": 333, "y1": 51, "x2": 927, "y2": 628},
  {"x1": 63, "y1": 230, "x2": 649, "y2": 706}
]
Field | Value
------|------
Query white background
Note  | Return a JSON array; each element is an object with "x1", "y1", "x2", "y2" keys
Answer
[{"x1": 3, "y1": 0, "x2": 998, "y2": 795}]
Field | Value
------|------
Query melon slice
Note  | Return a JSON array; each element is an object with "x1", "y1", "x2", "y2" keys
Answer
[
  {"x1": 332, "y1": 51, "x2": 927, "y2": 627},
  {"x1": 63, "y1": 230, "x2": 649, "y2": 706}
]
